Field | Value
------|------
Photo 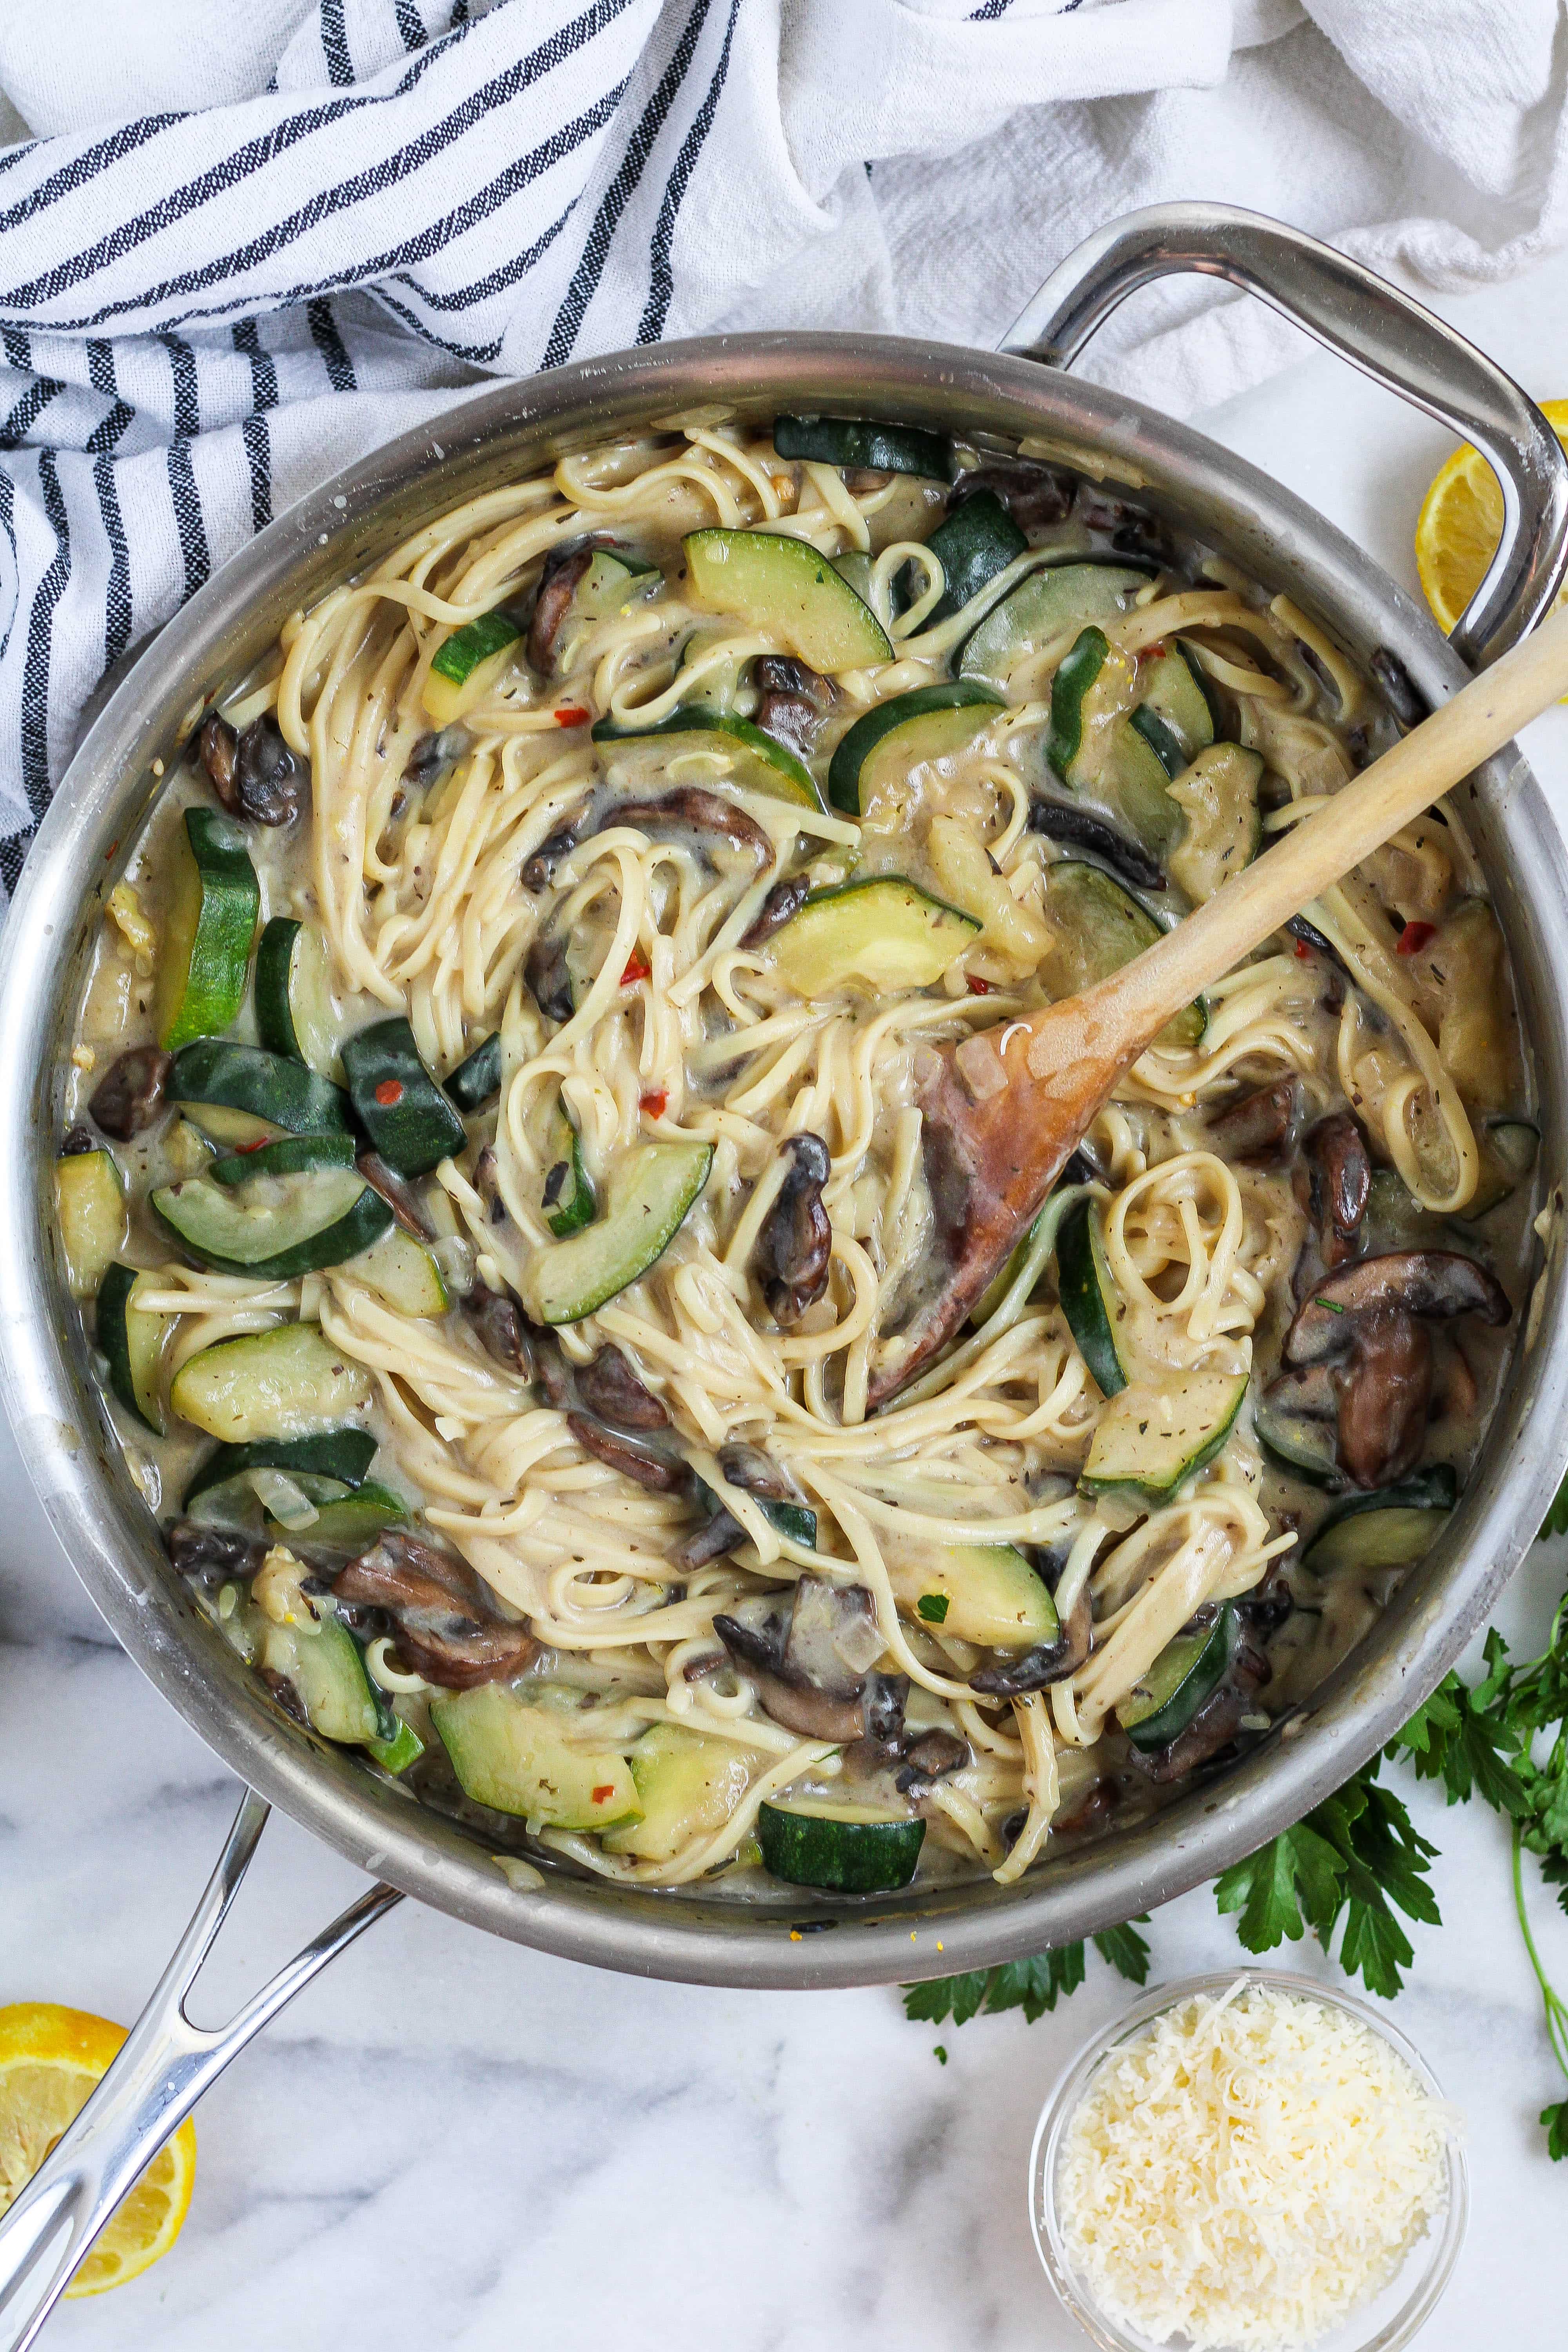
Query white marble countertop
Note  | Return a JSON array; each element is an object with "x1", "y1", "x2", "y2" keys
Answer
[{"x1": 7, "y1": 265, "x2": 1568, "y2": 2351}]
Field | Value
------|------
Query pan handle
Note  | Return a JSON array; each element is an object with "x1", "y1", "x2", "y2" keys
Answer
[
  {"x1": 1000, "y1": 200, "x2": 1568, "y2": 669},
  {"x1": 0, "y1": 1790, "x2": 401, "y2": 2352}
]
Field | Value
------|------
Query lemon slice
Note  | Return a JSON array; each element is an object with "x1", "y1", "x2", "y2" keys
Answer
[
  {"x1": 0, "y1": 2003, "x2": 197, "y2": 2295},
  {"x1": 1415, "y1": 398, "x2": 1568, "y2": 633}
]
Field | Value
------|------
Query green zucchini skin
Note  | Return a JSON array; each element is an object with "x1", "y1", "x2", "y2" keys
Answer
[
  {"x1": 209, "y1": 1132, "x2": 358, "y2": 1185},
  {"x1": 430, "y1": 608, "x2": 520, "y2": 687},
  {"x1": 157, "y1": 809, "x2": 261, "y2": 1053},
  {"x1": 773, "y1": 415, "x2": 950, "y2": 479},
  {"x1": 826, "y1": 681, "x2": 1004, "y2": 816},
  {"x1": 1047, "y1": 625, "x2": 1109, "y2": 780},
  {"x1": 757, "y1": 1802, "x2": 925, "y2": 1894},
  {"x1": 523, "y1": 1139, "x2": 713, "y2": 1325},
  {"x1": 172, "y1": 1039, "x2": 353, "y2": 1137},
  {"x1": 342, "y1": 1018, "x2": 468, "y2": 1176},
  {"x1": 255, "y1": 916, "x2": 306, "y2": 1061},
  {"x1": 1118, "y1": 1605, "x2": 1239, "y2": 1751},
  {"x1": 96, "y1": 1262, "x2": 166, "y2": 1434},
  {"x1": 768, "y1": 875, "x2": 979, "y2": 997},
  {"x1": 693, "y1": 1477, "x2": 817, "y2": 1552},
  {"x1": 924, "y1": 491, "x2": 1027, "y2": 624},
  {"x1": 1300, "y1": 1467, "x2": 1458, "y2": 1575},
  {"x1": 592, "y1": 708, "x2": 820, "y2": 809},
  {"x1": 154, "y1": 1167, "x2": 394, "y2": 1280},
  {"x1": 1128, "y1": 702, "x2": 1185, "y2": 779},
  {"x1": 1056, "y1": 1196, "x2": 1129, "y2": 1397},
  {"x1": 184, "y1": 1427, "x2": 379, "y2": 1511},
  {"x1": 544, "y1": 1114, "x2": 597, "y2": 1240},
  {"x1": 445, "y1": 1033, "x2": 503, "y2": 1114}
]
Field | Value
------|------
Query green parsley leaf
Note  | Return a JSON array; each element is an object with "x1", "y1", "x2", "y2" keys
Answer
[
  {"x1": 1542, "y1": 2098, "x2": 1568, "y2": 2161},
  {"x1": 903, "y1": 1932, "x2": 1150, "y2": 2029},
  {"x1": 916, "y1": 1592, "x2": 949, "y2": 1625},
  {"x1": 1092, "y1": 1920, "x2": 1152, "y2": 1984},
  {"x1": 1541, "y1": 1471, "x2": 1568, "y2": 1543}
]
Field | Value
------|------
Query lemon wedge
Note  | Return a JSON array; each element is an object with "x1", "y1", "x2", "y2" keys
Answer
[
  {"x1": 1415, "y1": 397, "x2": 1568, "y2": 633},
  {"x1": 0, "y1": 2002, "x2": 197, "y2": 2295}
]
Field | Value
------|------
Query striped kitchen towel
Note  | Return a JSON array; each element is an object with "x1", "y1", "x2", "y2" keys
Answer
[{"x1": 2, "y1": 0, "x2": 1567, "y2": 896}]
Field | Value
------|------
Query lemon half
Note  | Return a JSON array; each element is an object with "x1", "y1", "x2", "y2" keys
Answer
[
  {"x1": 0, "y1": 2002, "x2": 196, "y2": 2295},
  {"x1": 1415, "y1": 397, "x2": 1568, "y2": 634}
]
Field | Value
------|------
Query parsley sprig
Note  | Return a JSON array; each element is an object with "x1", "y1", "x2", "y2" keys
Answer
[{"x1": 902, "y1": 1485, "x2": 1568, "y2": 2160}]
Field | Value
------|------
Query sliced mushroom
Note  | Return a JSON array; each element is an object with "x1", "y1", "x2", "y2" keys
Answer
[
  {"x1": 60, "y1": 1125, "x2": 97, "y2": 1157},
  {"x1": 739, "y1": 875, "x2": 811, "y2": 952},
  {"x1": 951, "y1": 458, "x2": 1073, "y2": 532},
  {"x1": 527, "y1": 545, "x2": 593, "y2": 672},
  {"x1": 334, "y1": 1530, "x2": 536, "y2": 1689},
  {"x1": 167, "y1": 1519, "x2": 264, "y2": 1582},
  {"x1": 895, "y1": 1728, "x2": 969, "y2": 1795},
  {"x1": 402, "y1": 728, "x2": 466, "y2": 789},
  {"x1": 752, "y1": 654, "x2": 837, "y2": 757},
  {"x1": 1053, "y1": 1780, "x2": 1116, "y2": 1839},
  {"x1": 566, "y1": 1411, "x2": 686, "y2": 1493},
  {"x1": 259, "y1": 1666, "x2": 311, "y2": 1726},
  {"x1": 89, "y1": 1045, "x2": 172, "y2": 1140},
  {"x1": 464, "y1": 1288, "x2": 533, "y2": 1377},
  {"x1": 1335, "y1": 1308, "x2": 1433, "y2": 1489},
  {"x1": 1078, "y1": 494, "x2": 1174, "y2": 566},
  {"x1": 1304, "y1": 1111, "x2": 1370, "y2": 1267},
  {"x1": 1027, "y1": 797, "x2": 1164, "y2": 894},
  {"x1": 576, "y1": 1343, "x2": 669, "y2": 1431},
  {"x1": 1206, "y1": 1077, "x2": 1305, "y2": 1168},
  {"x1": 714, "y1": 1573, "x2": 903, "y2": 1744},
  {"x1": 202, "y1": 713, "x2": 304, "y2": 825},
  {"x1": 609, "y1": 787, "x2": 774, "y2": 869},
  {"x1": 521, "y1": 799, "x2": 593, "y2": 893},
  {"x1": 669, "y1": 1443, "x2": 804, "y2": 1569},
  {"x1": 753, "y1": 1132, "x2": 832, "y2": 1325},
  {"x1": 523, "y1": 929, "x2": 574, "y2": 1024},
  {"x1": 1263, "y1": 1361, "x2": 1338, "y2": 1421},
  {"x1": 357, "y1": 1150, "x2": 434, "y2": 1240},
  {"x1": 1284, "y1": 1249, "x2": 1510, "y2": 1367}
]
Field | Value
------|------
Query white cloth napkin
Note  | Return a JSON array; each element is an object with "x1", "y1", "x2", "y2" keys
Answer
[{"x1": 1, "y1": 0, "x2": 1566, "y2": 894}]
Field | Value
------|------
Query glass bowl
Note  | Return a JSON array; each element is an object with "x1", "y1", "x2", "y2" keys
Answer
[{"x1": 1028, "y1": 1967, "x2": 1468, "y2": 2352}]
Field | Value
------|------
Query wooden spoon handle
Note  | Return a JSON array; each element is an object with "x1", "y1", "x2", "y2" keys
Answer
[{"x1": 1090, "y1": 599, "x2": 1568, "y2": 1052}]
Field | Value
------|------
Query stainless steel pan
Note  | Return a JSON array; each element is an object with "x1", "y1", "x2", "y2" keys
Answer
[{"x1": 5, "y1": 203, "x2": 1568, "y2": 2342}]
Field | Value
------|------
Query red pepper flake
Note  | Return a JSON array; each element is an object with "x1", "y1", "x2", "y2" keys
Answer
[
  {"x1": 967, "y1": 975, "x2": 991, "y2": 996},
  {"x1": 235, "y1": 1136, "x2": 270, "y2": 1154},
  {"x1": 555, "y1": 705, "x2": 591, "y2": 727},
  {"x1": 591, "y1": 1784, "x2": 615, "y2": 1805},
  {"x1": 640, "y1": 1088, "x2": 668, "y2": 1118},
  {"x1": 1396, "y1": 920, "x2": 1436, "y2": 956},
  {"x1": 621, "y1": 952, "x2": 651, "y2": 986},
  {"x1": 374, "y1": 1078, "x2": 405, "y2": 1107},
  {"x1": 1294, "y1": 938, "x2": 1314, "y2": 961}
]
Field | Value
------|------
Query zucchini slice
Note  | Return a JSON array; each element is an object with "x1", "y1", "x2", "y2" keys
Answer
[
  {"x1": 549, "y1": 550, "x2": 658, "y2": 670},
  {"x1": 1462, "y1": 1117, "x2": 1540, "y2": 1220},
  {"x1": 155, "y1": 808, "x2": 261, "y2": 1053},
  {"x1": 1046, "y1": 624, "x2": 1111, "y2": 782},
  {"x1": 55, "y1": 1149, "x2": 125, "y2": 1299},
  {"x1": 173, "y1": 1038, "x2": 353, "y2": 1148},
  {"x1": 826, "y1": 681, "x2": 1005, "y2": 817},
  {"x1": 1166, "y1": 744, "x2": 1263, "y2": 905},
  {"x1": 170, "y1": 1321, "x2": 373, "y2": 1441},
  {"x1": 757, "y1": 1798, "x2": 925, "y2": 1894},
  {"x1": 773, "y1": 414, "x2": 949, "y2": 479},
  {"x1": 592, "y1": 708, "x2": 820, "y2": 810},
  {"x1": 153, "y1": 1165, "x2": 393, "y2": 1279},
  {"x1": 430, "y1": 1684, "x2": 641, "y2": 1829},
  {"x1": 342, "y1": 1018, "x2": 467, "y2": 1177},
  {"x1": 1300, "y1": 1467, "x2": 1458, "y2": 1575},
  {"x1": 1080, "y1": 1367, "x2": 1249, "y2": 1503},
  {"x1": 1047, "y1": 627, "x2": 1183, "y2": 865},
  {"x1": 1041, "y1": 862, "x2": 1204, "y2": 1049},
  {"x1": 423, "y1": 610, "x2": 522, "y2": 725},
  {"x1": 348, "y1": 1223, "x2": 451, "y2": 1317},
  {"x1": 683, "y1": 529, "x2": 893, "y2": 672},
  {"x1": 96, "y1": 1263, "x2": 169, "y2": 1434},
  {"x1": 691, "y1": 1477, "x2": 817, "y2": 1554},
  {"x1": 521, "y1": 1138, "x2": 713, "y2": 1325},
  {"x1": 1056, "y1": 1196, "x2": 1131, "y2": 1397},
  {"x1": 210, "y1": 1132, "x2": 358, "y2": 1185},
  {"x1": 923, "y1": 491, "x2": 1027, "y2": 624},
  {"x1": 1139, "y1": 642, "x2": 1217, "y2": 759},
  {"x1": 285, "y1": 1481, "x2": 410, "y2": 1557},
  {"x1": 1117, "y1": 1604, "x2": 1239, "y2": 1752},
  {"x1": 1254, "y1": 1390, "x2": 1341, "y2": 1487},
  {"x1": 886, "y1": 1543, "x2": 1058, "y2": 1650},
  {"x1": 446, "y1": 1033, "x2": 502, "y2": 1114},
  {"x1": 958, "y1": 562, "x2": 1149, "y2": 692},
  {"x1": 273, "y1": 1607, "x2": 385, "y2": 1746},
  {"x1": 601, "y1": 1724, "x2": 757, "y2": 1861},
  {"x1": 185, "y1": 1426, "x2": 379, "y2": 1513},
  {"x1": 254, "y1": 915, "x2": 339, "y2": 1072},
  {"x1": 544, "y1": 1099, "x2": 596, "y2": 1240},
  {"x1": 767, "y1": 875, "x2": 979, "y2": 996}
]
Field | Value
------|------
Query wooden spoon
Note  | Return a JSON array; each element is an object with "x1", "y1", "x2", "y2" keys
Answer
[{"x1": 868, "y1": 602, "x2": 1568, "y2": 1411}]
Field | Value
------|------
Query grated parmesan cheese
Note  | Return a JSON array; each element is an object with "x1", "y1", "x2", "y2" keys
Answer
[{"x1": 1055, "y1": 1979, "x2": 1457, "y2": 2350}]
